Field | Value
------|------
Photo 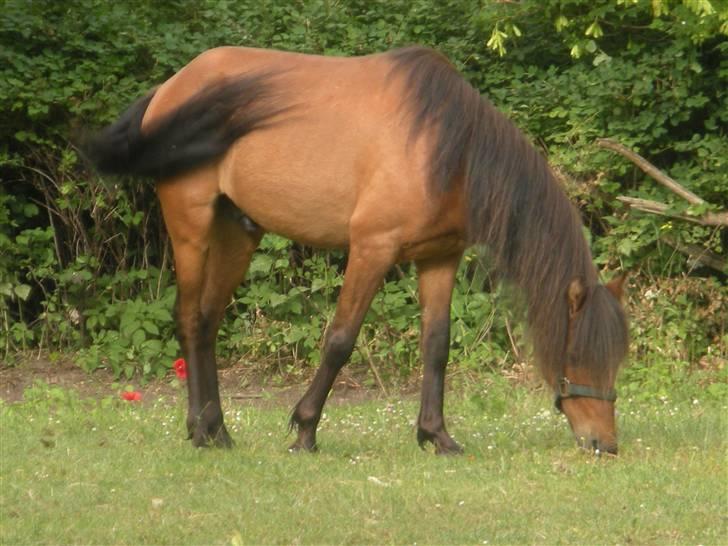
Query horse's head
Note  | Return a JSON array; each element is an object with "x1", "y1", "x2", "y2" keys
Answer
[{"x1": 556, "y1": 275, "x2": 629, "y2": 455}]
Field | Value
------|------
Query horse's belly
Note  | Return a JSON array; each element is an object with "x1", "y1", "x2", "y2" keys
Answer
[{"x1": 219, "y1": 128, "x2": 360, "y2": 248}]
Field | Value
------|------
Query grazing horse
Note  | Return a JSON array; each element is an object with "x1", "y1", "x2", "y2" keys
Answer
[{"x1": 86, "y1": 46, "x2": 629, "y2": 454}]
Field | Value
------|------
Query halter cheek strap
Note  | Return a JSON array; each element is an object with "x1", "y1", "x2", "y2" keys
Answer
[{"x1": 554, "y1": 377, "x2": 617, "y2": 413}]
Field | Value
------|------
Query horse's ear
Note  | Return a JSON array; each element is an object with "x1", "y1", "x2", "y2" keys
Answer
[
  {"x1": 606, "y1": 273, "x2": 628, "y2": 302},
  {"x1": 567, "y1": 277, "x2": 586, "y2": 318}
]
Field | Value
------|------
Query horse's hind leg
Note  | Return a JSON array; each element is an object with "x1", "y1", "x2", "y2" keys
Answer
[
  {"x1": 289, "y1": 239, "x2": 397, "y2": 452},
  {"x1": 415, "y1": 253, "x2": 463, "y2": 455},
  {"x1": 192, "y1": 197, "x2": 262, "y2": 446},
  {"x1": 161, "y1": 181, "x2": 261, "y2": 447}
]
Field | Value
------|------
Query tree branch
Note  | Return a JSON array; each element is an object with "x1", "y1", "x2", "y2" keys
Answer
[
  {"x1": 662, "y1": 236, "x2": 726, "y2": 273},
  {"x1": 596, "y1": 138, "x2": 705, "y2": 205},
  {"x1": 597, "y1": 138, "x2": 728, "y2": 227},
  {"x1": 616, "y1": 196, "x2": 728, "y2": 227}
]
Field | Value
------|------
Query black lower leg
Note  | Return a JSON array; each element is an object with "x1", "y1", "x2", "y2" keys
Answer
[
  {"x1": 417, "y1": 319, "x2": 462, "y2": 455},
  {"x1": 182, "y1": 314, "x2": 231, "y2": 448},
  {"x1": 289, "y1": 328, "x2": 356, "y2": 452}
]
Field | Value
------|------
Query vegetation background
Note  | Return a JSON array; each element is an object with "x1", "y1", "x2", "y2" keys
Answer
[{"x1": 1, "y1": 0, "x2": 726, "y2": 400}]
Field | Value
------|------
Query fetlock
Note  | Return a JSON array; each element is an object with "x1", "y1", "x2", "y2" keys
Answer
[{"x1": 288, "y1": 405, "x2": 319, "y2": 452}]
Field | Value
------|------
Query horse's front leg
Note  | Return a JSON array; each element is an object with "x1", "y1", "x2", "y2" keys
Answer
[
  {"x1": 415, "y1": 253, "x2": 463, "y2": 455},
  {"x1": 289, "y1": 239, "x2": 396, "y2": 452}
]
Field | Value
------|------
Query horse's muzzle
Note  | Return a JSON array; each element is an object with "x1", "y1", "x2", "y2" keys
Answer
[{"x1": 577, "y1": 435, "x2": 618, "y2": 456}]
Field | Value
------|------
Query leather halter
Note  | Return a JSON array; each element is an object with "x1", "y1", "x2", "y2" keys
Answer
[{"x1": 554, "y1": 376, "x2": 617, "y2": 413}]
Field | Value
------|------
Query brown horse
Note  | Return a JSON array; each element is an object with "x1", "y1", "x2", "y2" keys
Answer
[{"x1": 85, "y1": 46, "x2": 629, "y2": 455}]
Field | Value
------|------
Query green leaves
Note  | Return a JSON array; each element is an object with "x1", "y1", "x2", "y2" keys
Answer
[
  {"x1": 0, "y1": 283, "x2": 31, "y2": 301},
  {"x1": 486, "y1": 24, "x2": 509, "y2": 56},
  {"x1": 1, "y1": 0, "x2": 724, "y2": 384},
  {"x1": 584, "y1": 20, "x2": 603, "y2": 38},
  {"x1": 77, "y1": 285, "x2": 179, "y2": 378}
]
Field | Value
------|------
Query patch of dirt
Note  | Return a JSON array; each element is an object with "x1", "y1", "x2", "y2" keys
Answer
[
  {"x1": 0, "y1": 357, "x2": 403, "y2": 408},
  {"x1": 0, "y1": 358, "x2": 108, "y2": 404}
]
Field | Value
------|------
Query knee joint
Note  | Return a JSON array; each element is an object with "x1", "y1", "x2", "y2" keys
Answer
[{"x1": 323, "y1": 328, "x2": 356, "y2": 367}]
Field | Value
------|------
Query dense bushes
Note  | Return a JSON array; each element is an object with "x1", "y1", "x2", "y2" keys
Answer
[{"x1": 1, "y1": 1, "x2": 725, "y2": 395}]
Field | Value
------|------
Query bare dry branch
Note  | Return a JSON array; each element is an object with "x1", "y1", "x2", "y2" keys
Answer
[
  {"x1": 596, "y1": 138, "x2": 705, "y2": 204},
  {"x1": 662, "y1": 236, "x2": 726, "y2": 273},
  {"x1": 616, "y1": 196, "x2": 728, "y2": 227},
  {"x1": 597, "y1": 138, "x2": 728, "y2": 227}
]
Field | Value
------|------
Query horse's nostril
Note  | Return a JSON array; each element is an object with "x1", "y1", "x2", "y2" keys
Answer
[
  {"x1": 595, "y1": 440, "x2": 619, "y2": 456},
  {"x1": 578, "y1": 437, "x2": 618, "y2": 456}
]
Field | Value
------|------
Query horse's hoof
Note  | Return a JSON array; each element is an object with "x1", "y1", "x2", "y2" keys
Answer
[
  {"x1": 213, "y1": 426, "x2": 234, "y2": 448},
  {"x1": 191, "y1": 424, "x2": 233, "y2": 448},
  {"x1": 287, "y1": 438, "x2": 318, "y2": 453},
  {"x1": 435, "y1": 441, "x2": 464, "y2": 456},
  {"x1": 418, "y1": 428, "x2": 463, "y2": 455}
]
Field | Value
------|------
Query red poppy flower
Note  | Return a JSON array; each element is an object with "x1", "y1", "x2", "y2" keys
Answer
[
  {"x1": 122, "y1": 391, "x2": 142, "y2": 401},
  {"x1": 173, "y1": 358, "x2": 187, "y2": 380}
]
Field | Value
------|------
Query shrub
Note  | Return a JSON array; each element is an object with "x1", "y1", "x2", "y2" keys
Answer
[{"x1": 1, "y1": 1, "x2": 724, "y2": 394}]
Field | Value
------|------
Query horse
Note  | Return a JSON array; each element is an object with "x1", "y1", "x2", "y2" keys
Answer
[{"x1": 85, "y1": 46, "x2": 629, "y2": 455}]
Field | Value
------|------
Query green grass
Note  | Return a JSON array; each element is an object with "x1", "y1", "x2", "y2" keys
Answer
[{"x1": 1, "y1": 381, "x2": 725, "y2": 545}]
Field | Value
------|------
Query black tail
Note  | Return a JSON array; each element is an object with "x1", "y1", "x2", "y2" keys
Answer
[{"x1": 83, "y1": 72, "x2": 290, "y2": 179}]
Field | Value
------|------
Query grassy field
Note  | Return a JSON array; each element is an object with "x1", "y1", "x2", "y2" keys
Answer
[{"x1": 0, "y1": 380, "x2": 725, "y2": 545}]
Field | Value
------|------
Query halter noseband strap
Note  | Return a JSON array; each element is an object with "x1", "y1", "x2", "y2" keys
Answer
[{"x1": 553, "y1": 377, "x2": 617, "y2": 413}]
